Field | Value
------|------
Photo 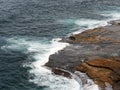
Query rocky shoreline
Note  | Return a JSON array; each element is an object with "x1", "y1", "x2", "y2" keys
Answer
[{"x1": 45, "y1": 20, "x2": 120, "y2": 90}]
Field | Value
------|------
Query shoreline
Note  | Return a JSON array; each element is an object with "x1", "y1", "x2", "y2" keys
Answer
[{"x1": 46, "y1": 19, "x2": 120, "y2": 90}]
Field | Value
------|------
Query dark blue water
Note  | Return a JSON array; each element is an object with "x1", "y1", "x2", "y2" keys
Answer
[{"x1": 0, "y1": 0, "x2": 120, "y2": 90}]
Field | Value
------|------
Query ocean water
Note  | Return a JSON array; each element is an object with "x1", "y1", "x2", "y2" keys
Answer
[{"x1": 0, "y1": 0, "x2": 120, "y2": 90}]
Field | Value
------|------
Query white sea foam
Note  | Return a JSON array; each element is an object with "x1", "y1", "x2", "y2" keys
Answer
[
  {"x1": 101, "y1": 11, "x2": 120, "y2": 21},
  {"x1": 28, "y1": 38, "x2": 82, "y2": 90},
  {"x1": 73, "y1": 19, "x2": 108, "y2": 34},
  {"x1": 58, "y1": 19, "x2": 104, "y2": 27},
  {"x1": 3, "y1": 37, "x2": 81, "y2": 90},
  {"x1": 58, "y1": 19, "x2": 108, "y2": 35},
  {"x1": 58, "y1": 10, "x2": 120, "y2": 35},
  {"x1": 75, "y1": 71, "x2": 100, "y2": 90},
  {"x1": 70, "y1": 12, "x2": 120, "y2": 35}
]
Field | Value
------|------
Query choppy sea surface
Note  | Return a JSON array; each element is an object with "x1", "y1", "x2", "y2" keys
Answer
[{"x1": 0, "y1": 0, "x2": 120, "y2": 90}]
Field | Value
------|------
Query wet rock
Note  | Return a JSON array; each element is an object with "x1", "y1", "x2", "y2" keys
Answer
[
  {"x1": 52, "y1": 68, "x2": 72, "y2": 79},
  {"x1": 108, "y1": 20, "x2": 120, "y2": 26},
  {"x1": 69, "y1": 36, "x2": 76, "y2": 41}
]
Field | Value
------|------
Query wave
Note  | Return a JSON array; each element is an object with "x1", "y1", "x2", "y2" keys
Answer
[
  {"x1": 27, "y1": 39, "x2": 81, "y2": 90},
  {"x1": 2, "y1": 37, "x2": 82, "y2": 90},
  {"x1": 58, "y1": 19, "x2": 108, "y2": 35},
  {"x1": 72, "y1": 19, "x2": 108, "y2": 34},
  {"x1": 100, "y1": 11, "x2": 120, "y2": 20},
  {"x1": 57, "y1": 7, "x2": 120, "y2": 36},
  {"x1": 2, "y1": 37, "x2": 101, "y2": 90}
]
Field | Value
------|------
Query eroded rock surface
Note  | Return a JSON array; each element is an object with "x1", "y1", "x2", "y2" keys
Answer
[{"x1": 76, "y1": 58, "x2": 120, "y2": 90}]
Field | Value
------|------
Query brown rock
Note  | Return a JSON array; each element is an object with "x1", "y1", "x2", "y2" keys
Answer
[
  {"x1": 76, "y1": 58, "x2": 120, "y2": 89},
  {"x1": 67, "y1": 27, "x2": 120, "y2": 44},
  {"x1": 86, "y1": 58, "x2": 120, "y2": 75}
]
